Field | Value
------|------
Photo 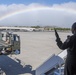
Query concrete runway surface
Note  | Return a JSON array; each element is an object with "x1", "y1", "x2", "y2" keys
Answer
[{"x1": 0, "y1": 32, "x2": 71, "y2": 75}]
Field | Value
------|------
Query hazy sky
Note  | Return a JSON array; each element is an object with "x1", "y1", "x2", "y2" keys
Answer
[{"x1": 0, "y1": 0, "x2": 76, "y2": 27}]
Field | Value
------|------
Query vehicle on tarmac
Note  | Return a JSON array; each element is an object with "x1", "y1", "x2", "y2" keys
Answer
[{"x1": 0, "y1": 31, "x2": 20, "y2": 55}]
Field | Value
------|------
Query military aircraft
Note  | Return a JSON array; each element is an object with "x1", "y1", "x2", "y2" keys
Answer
[{"x1": 0, "y1": 31, "x2": 20, "y2": 55}]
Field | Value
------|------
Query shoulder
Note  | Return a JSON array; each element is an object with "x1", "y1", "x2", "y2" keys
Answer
[
  {"x1": 69, "y1": 34, "x2": 76, "y2": 41},
  {"x1": 71, "y1": 34, "x2": 76, "y2": 38},
  {"x1": 65, "y1": 35, "x2": 74, "y2": 42}
]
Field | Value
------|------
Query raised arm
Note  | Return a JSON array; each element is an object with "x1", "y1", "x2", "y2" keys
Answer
[
  {"x1": 54, "y1": 28, "x2": 71, "y2": 50},
  {"x1": 54, "y1": 28, "x2": 64, "y2": 50}
]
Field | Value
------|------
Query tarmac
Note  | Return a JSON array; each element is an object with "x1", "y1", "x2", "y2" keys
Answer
[{"x1": 0, "y1": 32, "x2": 71, "y2": 75}]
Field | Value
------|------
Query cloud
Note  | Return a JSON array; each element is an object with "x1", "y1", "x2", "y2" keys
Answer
[
  {"x1": 0, "y1": 2, "x2": 76, "y2": 27},
  {"x1": 53, "y1": 2, "x2": 76, "y2": 10}
]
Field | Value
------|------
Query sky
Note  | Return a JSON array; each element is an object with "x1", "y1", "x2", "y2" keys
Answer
[
  {"x1": 0, "y1": 0, "x2": 76, "y2": 27},
  {"x1": 0, "y1": 0, "x2": 76, "y2": 5}
]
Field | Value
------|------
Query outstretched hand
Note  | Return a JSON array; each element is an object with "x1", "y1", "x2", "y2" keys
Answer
[
  {"x1": 54, "y1": 28, "x2": 60, "y2": 41},
  {"x1": 54, "y1": 28, "x2": 59, "y2": 38}
]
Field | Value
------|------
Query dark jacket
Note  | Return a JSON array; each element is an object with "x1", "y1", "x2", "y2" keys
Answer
[{"x1": 56, "y1": 34, "x2": 76, "y2": 57}]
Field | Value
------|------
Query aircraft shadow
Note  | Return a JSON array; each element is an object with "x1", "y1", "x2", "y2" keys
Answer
[{"x1": 0, "y1": 55, "x2": 35, "y2": 75}]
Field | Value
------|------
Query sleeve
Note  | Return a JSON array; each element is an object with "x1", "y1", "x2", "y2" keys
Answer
[{"x1": 56, "y1": 36, "x2": 71, "y2": 50}]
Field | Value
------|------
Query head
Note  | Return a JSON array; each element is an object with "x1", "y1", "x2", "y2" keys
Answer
[{"x1": 71, "y1": 22, "x2": 76, "y2": 34}]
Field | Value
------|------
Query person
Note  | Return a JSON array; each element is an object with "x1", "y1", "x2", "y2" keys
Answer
[{"x1": 54, "y1": 22, "x2": 76, "y2": 75}]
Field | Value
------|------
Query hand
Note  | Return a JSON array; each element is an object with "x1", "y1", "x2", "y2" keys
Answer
[
  {"x1": 54, "y1": 28, "x2": 60, "y2": 41},
  {"x1": 54, "y1": 28, "x2": 59, "y2": 38}
]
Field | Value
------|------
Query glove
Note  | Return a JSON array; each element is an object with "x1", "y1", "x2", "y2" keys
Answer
[{"x1": 54, "y1": 28, "x2": 60, "y2": 42}]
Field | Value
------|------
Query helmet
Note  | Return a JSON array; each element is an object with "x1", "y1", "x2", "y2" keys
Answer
[
  {"x1": 72, "y1": 22, "x2": 76, "y2": 34},
  {"x1": 72, "y1": 22, "x2": 76, "y2": 30}
]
